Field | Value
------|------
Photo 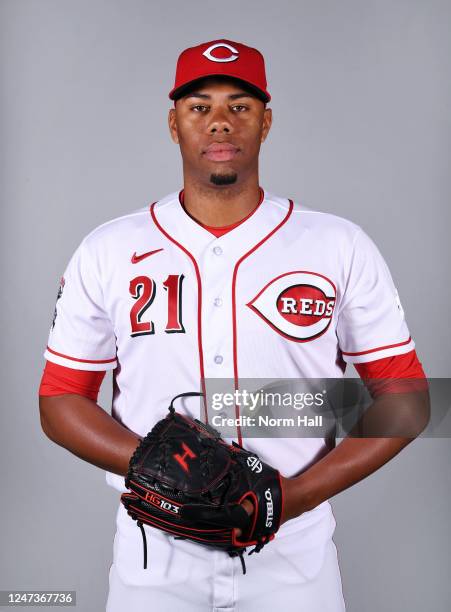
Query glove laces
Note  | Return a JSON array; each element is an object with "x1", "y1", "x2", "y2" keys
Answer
[
  {"x1": 137, "y1": 520, "x2": 149, "y2": 569},
  {"x1": 133, "y1": 391, "x2": 204, "y2": 571}
]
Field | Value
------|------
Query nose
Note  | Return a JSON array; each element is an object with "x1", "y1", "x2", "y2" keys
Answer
[{"x1": 207, "y1": 108, "x2": 233, "y2": 135}]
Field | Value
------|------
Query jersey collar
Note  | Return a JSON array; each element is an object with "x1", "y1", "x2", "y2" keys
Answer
[{"x1": 150, "y1": 189, "x2": 292, "y2": 262}]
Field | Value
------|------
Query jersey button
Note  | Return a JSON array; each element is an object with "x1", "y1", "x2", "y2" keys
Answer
[
  {"x1": 213, "y1": 246, "x2": 223, "y2": 256},
  {"x1": 214, "y1": 298, "x2": 223, "y2": 307},
  {"x1": 214, "y1": 355, "x2": 223, "y2": 365}
]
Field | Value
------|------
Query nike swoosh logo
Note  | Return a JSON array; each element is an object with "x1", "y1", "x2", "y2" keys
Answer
[{"x1": 131, "y1": 248, "x2": 164, "y2": 263}]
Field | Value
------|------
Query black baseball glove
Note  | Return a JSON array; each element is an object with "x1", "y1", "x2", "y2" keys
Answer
[{"x1": 120, "y1": 392, "x2": 283, "y2": 574}]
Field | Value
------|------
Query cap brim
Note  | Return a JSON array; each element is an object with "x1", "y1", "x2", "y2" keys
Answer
[{"x1": 169, "y1": 74, "x2": 270, "y2": 103}]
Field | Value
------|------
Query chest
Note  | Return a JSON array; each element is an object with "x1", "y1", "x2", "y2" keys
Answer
[{"x1": 102, "y1": 235, "x2": 343, "y2": 350}]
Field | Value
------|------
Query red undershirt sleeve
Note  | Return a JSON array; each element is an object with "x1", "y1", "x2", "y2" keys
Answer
[
  {"x1": 354, "y1": 349, "x2": 429, "y2": 398},
  {"x1": 39, "y1": 360, "x2": 106, "y2": 402}
]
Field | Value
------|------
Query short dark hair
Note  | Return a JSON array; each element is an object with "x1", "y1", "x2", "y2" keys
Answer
[{"x1": 173, "y1": 75, "x2": 268, "y2": 105}]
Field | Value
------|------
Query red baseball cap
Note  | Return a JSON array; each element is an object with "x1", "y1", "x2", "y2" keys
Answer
[{"x1": 169, "y1": 39, "x2": 271, "y2": 103}]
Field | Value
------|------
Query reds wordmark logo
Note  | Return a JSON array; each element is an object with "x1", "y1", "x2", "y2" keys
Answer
[{"x1": 248, "y1": 271, "x2": 336, "y2": 342}]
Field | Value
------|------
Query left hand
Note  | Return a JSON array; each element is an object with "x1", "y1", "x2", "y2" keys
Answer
[
  {"x1": 280, "y1": 474, "x2": 315, "y2": 524},
  {"x1": 233, "y1": 498, "x2": 254, "y2": 539},
  {"x1": 233, "y1": 475, "x2": 300, "y2": 539}
]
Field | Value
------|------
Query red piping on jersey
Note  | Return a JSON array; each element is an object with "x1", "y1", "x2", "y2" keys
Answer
[
  {"x1": 231, "y1": 200, "x2": 294, "y2": 445},
  {"x1": 341, "y1": 336, "x2": 412, "y2": 357},
  {"x1": 149, "y1": 202, "x2": 208, "y2": 422},
  {"x1": 46, "y1": 345, "x2": 117, "y2": 364}
]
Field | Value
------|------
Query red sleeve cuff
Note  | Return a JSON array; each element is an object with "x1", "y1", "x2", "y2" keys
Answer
[
  {"x1": 39, "y1": 360, "x2": 106, "y2": 402},
  {"x1": 354, "y1": 349, "x2": 428, "y2": 398}
]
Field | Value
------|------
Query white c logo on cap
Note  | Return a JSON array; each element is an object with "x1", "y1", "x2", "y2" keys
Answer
[{"x1": 202, "y1": 43, "x2": 239, "y2": 63}]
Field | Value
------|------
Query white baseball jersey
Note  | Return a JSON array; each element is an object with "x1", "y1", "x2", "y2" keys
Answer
[{"x1": 44, "y1": 189, "x2": 413, "y2": 608}]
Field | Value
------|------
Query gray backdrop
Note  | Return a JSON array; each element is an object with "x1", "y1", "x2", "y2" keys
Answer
[{"x1": 1, "y1": 0, "x2": 450, "y2": 610}]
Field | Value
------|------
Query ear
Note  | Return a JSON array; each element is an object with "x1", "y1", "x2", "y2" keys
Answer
[
  {"x1": 168, "y1": 107, "x2": 179, "y2": 144},
  {"x1": 261, "y1": 107, "x2": 273, "y2": 143}
]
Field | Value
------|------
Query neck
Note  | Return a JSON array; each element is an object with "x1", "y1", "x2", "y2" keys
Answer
[{"x1": 181, "y1": 174, "x2": 262, "y2": 227}]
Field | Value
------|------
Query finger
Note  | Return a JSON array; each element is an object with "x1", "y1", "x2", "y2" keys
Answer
[
  {"x1": 234, "y1": 500, "x2": 254, "y2": 539},
  {"x1": 241, "y1": 498, "x2": 254, "y2": 516}
]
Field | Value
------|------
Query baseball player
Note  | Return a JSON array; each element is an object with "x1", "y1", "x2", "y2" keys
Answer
[{"x1": 39, "y1": 39, "x2": 429, "y2": 611}]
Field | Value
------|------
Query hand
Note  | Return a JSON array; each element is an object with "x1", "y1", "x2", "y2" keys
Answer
[
  {"x1": 233, "y1": 498, "x2": 254, "y2": 539},
  {"x1": 233, "y1": 475, "x2": 307, "y2": 539}
]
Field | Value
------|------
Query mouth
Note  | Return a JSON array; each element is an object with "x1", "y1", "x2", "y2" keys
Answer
[{"x1": 203, "y1": 142, "x2": 240, "y2": 162}]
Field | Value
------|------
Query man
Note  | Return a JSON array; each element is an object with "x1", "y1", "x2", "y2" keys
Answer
[{"x1": 39, "y1": 39, "x2": 429, "y2": 611}]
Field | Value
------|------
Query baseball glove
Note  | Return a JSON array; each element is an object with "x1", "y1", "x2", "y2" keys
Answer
[{"x1": 120, "y1": 392, "x2": 283, "y2": 574}]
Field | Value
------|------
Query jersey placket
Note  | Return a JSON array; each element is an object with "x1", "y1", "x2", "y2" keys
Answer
[{"x1": 150, "y1": 193, "x2": 292, "y2": 441}]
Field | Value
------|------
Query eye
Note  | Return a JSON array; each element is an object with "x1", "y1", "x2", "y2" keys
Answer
[
  {"x1": 191, "y1": 105, "x2": 209, "y2": 112},
  {"x1": 232, "y1": 104, "x2": 248, "y2": 112}
]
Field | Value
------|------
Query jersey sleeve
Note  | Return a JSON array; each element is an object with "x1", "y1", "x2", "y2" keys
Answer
[
  {"x1": 44, "y1": 238, "x2": 118, "y2": 371},
  {"x1": 336, "y1": 228, "x2": 415, "y2": 364}
]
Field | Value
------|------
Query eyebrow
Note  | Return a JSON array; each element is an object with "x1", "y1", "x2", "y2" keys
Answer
[{"x1": 183, "y1": 92, "x2": 256, "y2": 101}]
